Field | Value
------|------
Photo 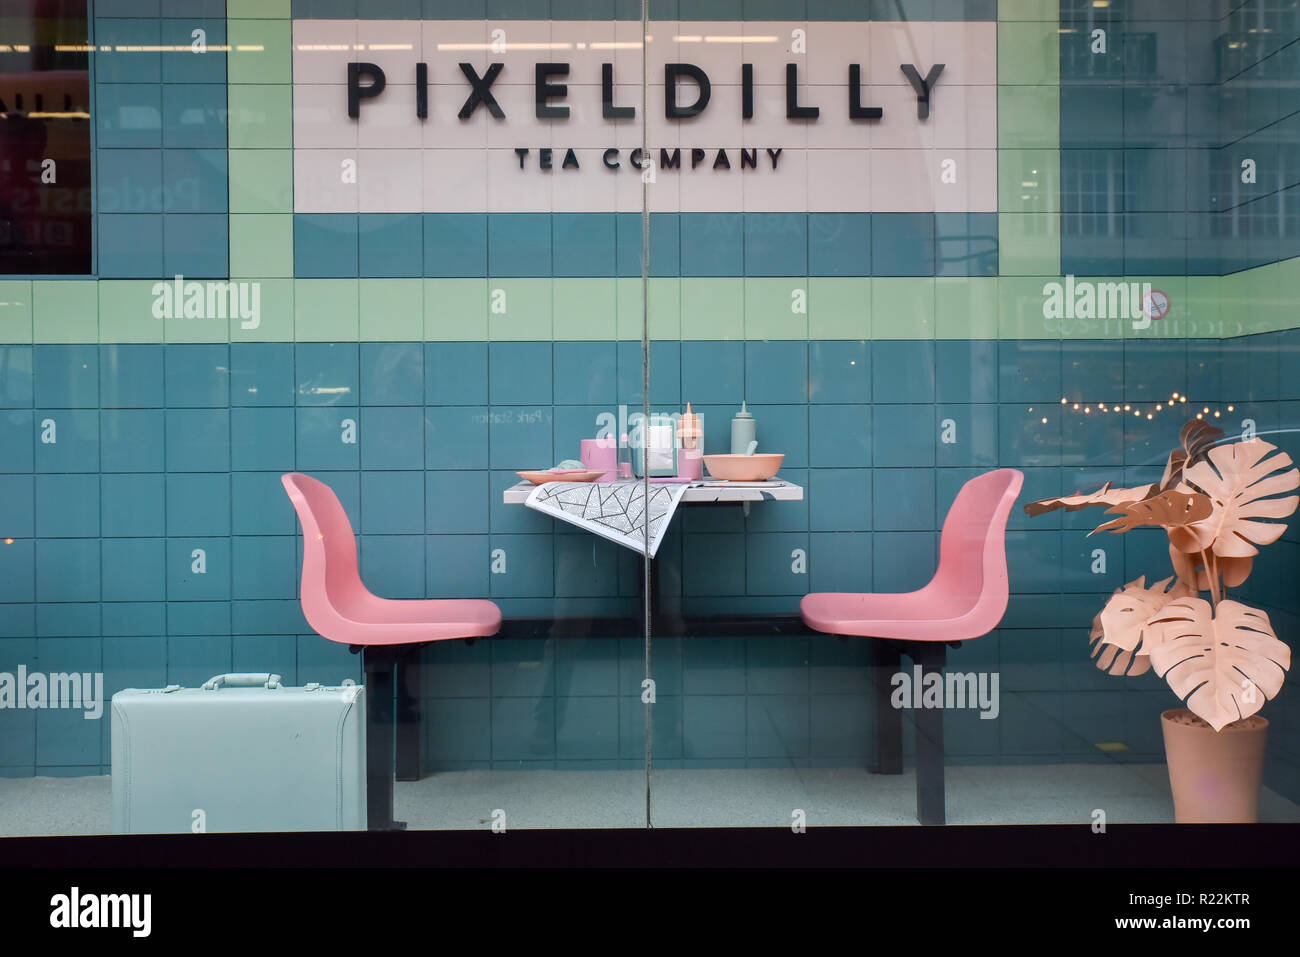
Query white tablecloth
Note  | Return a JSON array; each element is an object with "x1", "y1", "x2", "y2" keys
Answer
[{"x1": 524, "y1": 481, "x2": 690, "y2": 557}]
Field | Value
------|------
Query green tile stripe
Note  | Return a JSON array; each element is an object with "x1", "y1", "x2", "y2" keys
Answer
[
  {"x1": 226, "y1": 0, "x2": 291, "y2": 18},
  {"x1": 30, "y1": 281, "x2": 97, "y2": 344},
  {"x1": 15, "y1": 274, "x2": 1284, "y2": 345},
  {"x1": 997, "y1": 3, "x2": 1060, "y2": 279},
  {"x1": 0, "y1": 280, "x2": 33, "y2": 344},
  {"x1": 229, "y1": 215, "x2": 294, "y2": 278},
  {"x1": 10, "y1": 3, "x2": 1291, "y2": 344},
  {"x1": 1223, "y1": 258, "x2": 1300, "y2": 338},
  {"x1": 227, "y1": 4, "x2": 295, "y2": 288},
  {"x1": 997, "y1": 0, "x2": 1059, "y2": 23},
  {"x1": 228, "y1": 19, "x2": 292, "y2": 85}
]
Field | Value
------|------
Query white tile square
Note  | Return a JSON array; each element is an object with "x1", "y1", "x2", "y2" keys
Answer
[
  {"x1": 676, "y1": 82, "x2": 743, "y2": 150},
  {"x1": 932, "y1": 21, "x2": 997, "y2": 87},
  {"x1": 675, "y1": 23, "x2": 744, "y2": 80},
  {"x1": 549, "y1": 18, "x2": 619, "y2": 80},
  {"x1": 532, "y1": 62, "x2": 577, "y2": 126},
  {"x1": 807, "y1": 149, "x2": 870, "y2": 212},
  {"x1": 644, "y1": 21, "x2": 680, "y2": 86},
  {"x1": 870, "y1": 21, "x2": 934, "y2": 87},
  {"x1": 613, "y1": 158, "x2": 646, "y2": 213},
  {"x1": 292, "y1": 84, "x2": 356, "y2": 149},
  {"x1": 358, "y1": 148, "x2": 423, "y2": 213},
  {"x1": 805, "y1": 22, "x2": 872, "y2": 87},
  {"x1": 423, "y1": 149, "x2": 487, "y2": 213},
  {"x1": 292, "y1": 18, "x2": 358, "y2": 86},
  {"x1": 660, "y1": 64, "x2": 716, "y2": 129},
  {"x1": 485, "y1": 84, "x2": 550, "y2": 148},
  {"x1": 782, "y1": 61, "x2": 828, "y2": 122},
  {"x1": 422, "y1": 20, "x2": 488, "y2": 85},
  {"x1": 603, "y1": 84, "x2": 645, "y2": 150},
  {"x1": 869, "y1": 149, "x2": 934, "y2": 213},
  {"x1": 357, "y1": 19, "x2": 420, "y2": 83},
  {"x1": 807, "y1": 106, "x2": 877, "y2": 149},
  {"x1": 357, "y1": 88, "x2": 423, "y2": 149},
  {"x1": 294, "y1": 148, "x2": 359, "y2": 213},
  {"x1": 743, "y1": 85, "x2": 808, "y2": 150},
  {"x1": 872, "y1": 84, "x2": 935, "y2": 150},
  {"x1": 742, "y1": 146, "x2": 807, "y2": 213},
  {"x1": 492, "y1": 21, "x2": 554, "y2": 86},
  {"x1": 931, "y1": 85, "x2": 997, "y2": 150},
  {"x1": 678, "y1": 154, "x2": 743, "y2": 212},
  {"x1": 554, "y1": 84, "x2": 621, "y2": 148},
  {"x1": 742, "y1": 21, "x2": 807, "y2": 79},
  {"x1": 931, "y1": 149, "x2": 997, "y2": 213},
  {"x1": 596, "y1": 84, "x2": 639, "y2": 144},
  {"x1": 610, "y1": 18, "x2": 648, "y2": 83},
  {"x1": 423, "y1": 84, "x2": 491, "y2": 150},
  {"x1": 929, "y1": 150, "x2": 965, "y2": 213},
  {"x1": 551, "y1": 155, "x2": 619, "y2": 212},
  {"x1": 484, "y1": 149, "x2": 551, "y2": 212},
  {"x1": 645, "y1": 155, "x2": 682, "y2": 214}
]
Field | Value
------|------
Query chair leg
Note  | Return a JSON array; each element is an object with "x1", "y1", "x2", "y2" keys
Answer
[
  {"x1": 912, "y1": 642, "x2": 947, "y2": 826},
  {"x1": 871, "y1": 640, "x2": 903, "y2": 775},
  {"x1": 395, "y1": 645, "x2": 423, "y2": 783},
  {"x1": 362, "y1": 647, "x2": 406, "y2": 831}
]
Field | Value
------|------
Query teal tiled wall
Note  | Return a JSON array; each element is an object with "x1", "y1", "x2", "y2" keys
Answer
[
  {"x1": 1059, "y1": 0, "x2": 1300, "y2": 276},
  {"x1": 5, "y1": 335, "x2": 1300, "y2": 786},
  {"x1": 2, "y1": 1, "x2": 1299, "y2": 804},
  {"x1": 294, "y1": 213, "x2": 999, "y2": 278},
  {"x1": 92, "y1": 5, "x2": 231, "y2": 280}
]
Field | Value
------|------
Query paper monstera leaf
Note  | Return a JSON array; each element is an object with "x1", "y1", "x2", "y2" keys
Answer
[
  {"x1": 1090, "y1": 489, "x2": 1213, "y2": 536},
  {"x1": 1169, "y1": 543, "x2": 1254, "y2": 591},
  {"x1": 1089, "y1": 576, "x2": 1187, "y2": 676},
  {"x1": 1169, "y1": 440, "x2": 1300, "y2": 558},
  {"x1": 1147, "y1": 598, "x2": 1291, "y2": 731},
  {"x1": 1159, "y1": 418, "x2": 1225, "y2": 491},
  {"x1": 1024, "y1": 481, "x2": 1158, "y2": 518},
  {"x1": 1090, "y1": 615, "x2": 1151, "y2": 677}
]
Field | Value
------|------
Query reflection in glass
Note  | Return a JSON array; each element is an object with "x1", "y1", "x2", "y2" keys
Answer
[{"x1": 0, "y1": 1, "x2": 91, "y2": 274}]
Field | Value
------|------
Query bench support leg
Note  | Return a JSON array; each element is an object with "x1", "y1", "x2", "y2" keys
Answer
[
  {"x1": 363, "y1": 647, "x2": 406, "y2": 831},
  {"x1": 911, "y1": 642, "x2": 947, "y2": 826},
  {"x1": 395, "y1": 645, "x2": 423, "y2": 782},
  {"x1": 871, "y1": 640, "x2": 903, "y2": 775}
]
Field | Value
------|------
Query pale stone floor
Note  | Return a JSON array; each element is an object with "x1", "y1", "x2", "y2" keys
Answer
[{"x1": 1, "y1": 763, "x2": 1298, "y2": 835}]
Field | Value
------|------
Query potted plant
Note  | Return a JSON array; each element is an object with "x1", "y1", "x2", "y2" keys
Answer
[{"x1": 1026, "y1": 419, "x2": 1297, "y2": 822}]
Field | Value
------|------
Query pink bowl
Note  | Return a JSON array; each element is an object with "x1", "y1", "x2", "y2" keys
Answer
[{"x1": 703, "y1": 453, "x2": 784, "y2": 481}]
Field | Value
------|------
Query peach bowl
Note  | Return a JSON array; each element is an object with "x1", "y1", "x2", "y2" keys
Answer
[
  {"x1": 517, "y1": 470, "x2": 607, "y2": 485},
  {"x1": 703, "y1": 453, "x2": 784, "y2": 481}
]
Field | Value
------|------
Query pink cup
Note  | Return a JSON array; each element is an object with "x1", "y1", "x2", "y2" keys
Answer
[
  {"x1": 581, "y1": 437, "x2": 617, "y2": 480},
  {"x1": 677, "y1": 448, "x2": 703, "y2": 481}
]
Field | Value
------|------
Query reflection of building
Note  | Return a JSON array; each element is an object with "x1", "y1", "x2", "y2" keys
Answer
[
  {"x1": 0, "y1": 7, "x2": 92, "y2": 275},
  {"x1": 0, "y1": 69, "x2": 88, "y2": 115},
  {"x1": 1060, "y1": 4, "x2": 1300, "y2": 277}
]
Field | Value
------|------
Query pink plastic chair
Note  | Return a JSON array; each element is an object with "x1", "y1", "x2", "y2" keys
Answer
[
  {"x1": 800, "y1": 468, "x2": 1024, "y2": 825},
  {"x1": 282, "y1": 472, "x2": 501, "y2": 829}
]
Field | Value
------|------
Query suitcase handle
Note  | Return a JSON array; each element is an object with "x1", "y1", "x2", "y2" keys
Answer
[{"x1": 201, "y1": 673, "x2": 282, "y2": 690}]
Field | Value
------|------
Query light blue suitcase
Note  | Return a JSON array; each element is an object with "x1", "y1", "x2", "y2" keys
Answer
[{"x1": 111, "y1": 673, "x2": 366, "y2": 833}]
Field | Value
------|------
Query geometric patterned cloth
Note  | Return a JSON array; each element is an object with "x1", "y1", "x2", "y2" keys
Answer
[{"x1": 524, "y1": 480, "x2": 690, "y2": 557}]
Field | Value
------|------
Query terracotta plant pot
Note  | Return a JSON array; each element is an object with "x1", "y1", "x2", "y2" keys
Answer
[{"x1": 1161, "y1": 708, "x2": 1268, "y2": 823}]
